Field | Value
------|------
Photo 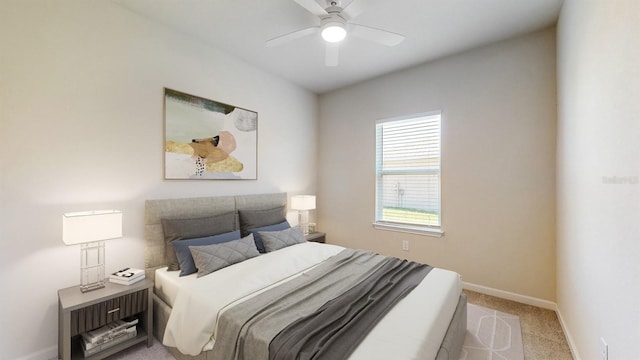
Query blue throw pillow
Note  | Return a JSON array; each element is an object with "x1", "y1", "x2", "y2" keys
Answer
[
  {"x1": 173, "y1": 230, "x2": 241, "y2": 276},
  {"x1": 248, "y1": 220, "x2": 290, "y2": 253}
]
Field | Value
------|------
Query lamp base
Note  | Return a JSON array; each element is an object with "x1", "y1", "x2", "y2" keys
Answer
[
  {"x1": 298, "y1": 210, "x2": 310, "y2": 235},
  {"x1": 80, "y1": 280, "x2": 106, "y2": 293},
  {"x1": 80, "y1": 241, "x2": 106, "y2": 293}
]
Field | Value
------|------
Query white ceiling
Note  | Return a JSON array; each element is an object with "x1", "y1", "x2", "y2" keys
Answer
[{"x1": 112, "y1": 0, "x2": 563, "y2": 94}]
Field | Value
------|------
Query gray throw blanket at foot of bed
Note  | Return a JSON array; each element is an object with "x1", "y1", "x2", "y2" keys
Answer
[{"x1": 212, "y1": 248, "x2": 433, "y2": 360}]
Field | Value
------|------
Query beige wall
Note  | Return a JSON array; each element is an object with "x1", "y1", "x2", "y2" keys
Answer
[
  {"x1": 318, "y1": 28, "x2": 557, "y2": 301},
  {"x1": 556, "y1": 0, "x2": 640, "y2": 359},
  {"x1": 0, "y1": 2, "x2": 317, "y2": 359}
]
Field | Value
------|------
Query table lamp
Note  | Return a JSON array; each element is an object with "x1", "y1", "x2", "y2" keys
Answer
[
  {"x1": 63, "y1": 210, "x2": 122, "y2": 292},
  {"x1": 291, "y1": 195, "x2": 316, "y2": 235}
]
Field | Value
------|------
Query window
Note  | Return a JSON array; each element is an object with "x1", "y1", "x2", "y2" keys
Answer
[{"x1": 375, "y1": 112, "x2": 442, "y2": 236}]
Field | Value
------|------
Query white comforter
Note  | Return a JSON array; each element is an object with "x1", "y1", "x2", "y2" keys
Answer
[{"x1": 160, "y1": 242, "x2": 461, "y2": 359}]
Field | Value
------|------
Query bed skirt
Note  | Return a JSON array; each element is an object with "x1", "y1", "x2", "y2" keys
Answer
[{"x1": 153, "y1": 292, "x2": 467, "y2": 360}]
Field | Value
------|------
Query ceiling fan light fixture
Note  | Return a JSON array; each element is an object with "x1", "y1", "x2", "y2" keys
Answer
[{"x1": 321, "y1": 22, "x2": 346, "y2": 43}]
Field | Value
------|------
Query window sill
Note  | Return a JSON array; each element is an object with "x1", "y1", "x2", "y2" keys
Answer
[{"x1": 373, "y1": 222, "x2": 444, "y2": 238}]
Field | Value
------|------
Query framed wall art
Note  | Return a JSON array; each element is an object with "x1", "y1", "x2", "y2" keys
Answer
[{"x1": 164, "y1": 88, "x2": 257, "y2": 179}]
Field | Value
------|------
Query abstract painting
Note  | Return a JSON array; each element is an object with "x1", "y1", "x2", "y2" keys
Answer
[{"x1": 164, "y1": 88, "x2": 257, "y2": 179}]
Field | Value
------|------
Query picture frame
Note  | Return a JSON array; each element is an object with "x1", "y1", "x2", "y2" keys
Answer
[{"x1": 164, "y1": 88, "x2": 257, "y2": 179}]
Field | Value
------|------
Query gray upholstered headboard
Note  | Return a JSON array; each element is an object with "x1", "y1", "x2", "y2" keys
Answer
[{"x1": 144, "y1": 193, "x2": 287, "y2": 281}]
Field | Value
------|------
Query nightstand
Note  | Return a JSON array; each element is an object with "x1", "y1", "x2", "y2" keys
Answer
[
  {"x1": 305, "y1": 232, "x2": 326, "y2": 243},
  {"x1": 58, "y1": 279, "x2": 153, "y2": 360}
]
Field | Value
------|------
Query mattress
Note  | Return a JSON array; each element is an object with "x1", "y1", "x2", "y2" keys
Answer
[
  {"x1": 155, "y1": 266, "x2": 185, "y2": 307},
  {"x1": 156, "y1": 242, "x2": 461, "y2": 359}
]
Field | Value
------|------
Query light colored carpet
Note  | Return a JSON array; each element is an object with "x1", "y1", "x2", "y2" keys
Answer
[
  {"x1": 107, "y1": 303, "x2": 524, "y2": 360},
  {"x1": 459, "y1": 303, "x2": 525, "y2": 360}
]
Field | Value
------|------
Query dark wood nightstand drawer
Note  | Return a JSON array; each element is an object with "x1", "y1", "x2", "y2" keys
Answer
[{"x1": 69, "y1": 288, "x2": 148, "y2": 336}]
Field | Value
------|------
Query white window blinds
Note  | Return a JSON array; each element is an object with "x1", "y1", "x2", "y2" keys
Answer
[{"x1": 375, "y1": 112, "x2": 441, "y2": 229}]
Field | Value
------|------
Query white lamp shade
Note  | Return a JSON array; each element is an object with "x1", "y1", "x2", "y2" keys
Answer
[
  {"x1": 63, "y1": 210, "x2": 123, "y2": 245},
  {"x1": 291, "y1": 195, "x2": 316, "y2": 211}
]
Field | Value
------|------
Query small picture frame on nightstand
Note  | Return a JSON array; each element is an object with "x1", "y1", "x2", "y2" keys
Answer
[{"x1": 308, "y1": 222, "x2": 316, "y2": 233}]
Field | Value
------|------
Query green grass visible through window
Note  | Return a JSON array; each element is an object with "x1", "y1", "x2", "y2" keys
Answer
[{"x1": 382, "y1": 207, "x2": 439, "y2": 226}]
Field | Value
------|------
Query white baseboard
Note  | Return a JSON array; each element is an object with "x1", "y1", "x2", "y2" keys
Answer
[
  {"x1": 462, "y1": 281, "x2": 557, "y2": 310},
  {"x1": 14, "y1": 345, "x2": 57, "y2": 360},
  {"x1": 462, "y1": 281, "x2": 581, "y2": 360},
  {"x1": 555, "y1": 306, "x2": 582, "y2": 360}
]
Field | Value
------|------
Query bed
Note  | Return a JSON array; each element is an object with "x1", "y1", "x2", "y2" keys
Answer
[{"x1": 144, "y1": 193, "x2": 466, "y2": 360}]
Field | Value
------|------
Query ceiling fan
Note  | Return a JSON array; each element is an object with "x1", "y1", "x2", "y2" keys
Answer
[{"x1": 266, "y1": 0, "x2": 406, "y2": 66}]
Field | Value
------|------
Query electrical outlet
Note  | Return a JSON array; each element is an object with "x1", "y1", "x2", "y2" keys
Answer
[
  {"x1": 402, "y1": 240, "x2": 409, "y2": 251},
  {"x1": 600, "y1": 337, "x2": 608, "y2": 360}
]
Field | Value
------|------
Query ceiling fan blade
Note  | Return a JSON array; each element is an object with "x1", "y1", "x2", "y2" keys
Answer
[
  {"x1": 294, "y1": 0, "x2": 328, "y2": 17},
  {"x1": 349, "y1": 23, "x2": 405, "y2": 46},
  {"x1": 325, "y1": 43, "x2": 339, "y2": 67},
  {"x1": 266, "y1": 27, "x2": 319, "y2": 47}
]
